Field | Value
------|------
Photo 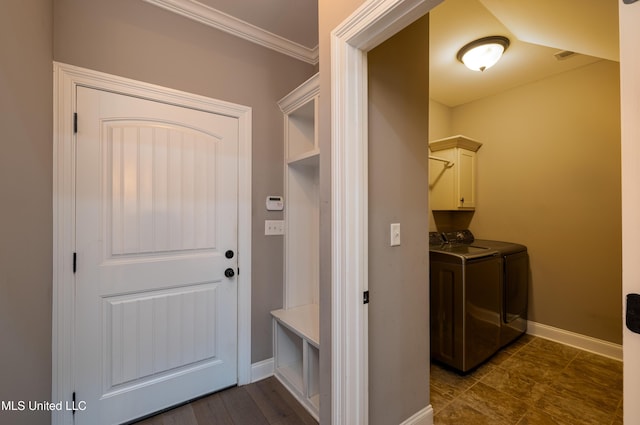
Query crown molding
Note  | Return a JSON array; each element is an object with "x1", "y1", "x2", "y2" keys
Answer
[{"x1": 143, "y1": 0, "x2": 319, "y2": 65}]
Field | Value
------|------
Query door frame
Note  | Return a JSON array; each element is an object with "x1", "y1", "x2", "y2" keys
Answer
[
  {"x1": 330, "y1": 1, "x2": 442, "y2": 423},
  {"x1": 52, "y1": 62, "x2": 252, "y2": 425}
]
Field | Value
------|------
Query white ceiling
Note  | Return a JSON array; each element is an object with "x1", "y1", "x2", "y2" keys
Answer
[{"x1": 430, "y1": 0, "x2": 619, "y2": 107}]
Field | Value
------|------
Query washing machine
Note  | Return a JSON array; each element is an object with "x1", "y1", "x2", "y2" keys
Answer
[
  {"x1": 429, "y1": 232, "x2": 503, "y2": 372},
  {"x1": 439, "y1": 230, "x2": 529, "y2": 349}
]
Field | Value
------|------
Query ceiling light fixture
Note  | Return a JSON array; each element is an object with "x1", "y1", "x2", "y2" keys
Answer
[{"x1": 457, "y1": 36, "x2": 510, "y2": 72}]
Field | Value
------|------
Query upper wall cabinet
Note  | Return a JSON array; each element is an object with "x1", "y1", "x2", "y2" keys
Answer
[{"x1": 429, "y1": 135, "x2": 482, "y2": 211}]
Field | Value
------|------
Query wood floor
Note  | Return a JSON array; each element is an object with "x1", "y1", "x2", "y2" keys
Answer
[{"x1": 132, "y1": 377, "x2": 318, "y2": 425}]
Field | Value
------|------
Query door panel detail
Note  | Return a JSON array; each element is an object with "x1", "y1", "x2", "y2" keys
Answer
[
  {"x1": 103, "y1": 283, "x2": 220, "y2": 390},
  {"x1": 105, "y1": 121, "x2": 221, "y2": 257}
]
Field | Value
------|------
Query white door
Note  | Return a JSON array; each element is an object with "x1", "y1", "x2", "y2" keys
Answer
[
  {"x1": 620, "y1": 2, "x2": 640, "y2": 423},
  {"x1": 74, "y1": 86, "x2": 239, "y2": 424}
]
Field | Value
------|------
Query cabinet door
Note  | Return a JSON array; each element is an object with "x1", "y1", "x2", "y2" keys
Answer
[
  {"x1": 457, "y1": 149, "x2": 476, "y2": 208},
  {"x1": 428, "y1": 149, "x2": 456, "y2": 210}
]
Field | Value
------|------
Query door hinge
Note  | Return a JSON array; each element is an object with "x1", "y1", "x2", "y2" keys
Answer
[
  {"x1": 73, "y1": 252, "x2": 77, "y2": 274},
  {"x1": 73, "y1": 112, "x2": 78, "y2": 134},
  {"x1": 363, "y1": 290, "x2": 369, "y2": 304}
]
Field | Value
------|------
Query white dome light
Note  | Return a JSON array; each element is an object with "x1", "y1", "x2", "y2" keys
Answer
[{"x1": 457, "y1": 36, "x2": 510, "y2": 72}]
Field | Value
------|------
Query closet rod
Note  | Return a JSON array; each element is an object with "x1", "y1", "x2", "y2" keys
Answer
[{"x1": 428, "y1": 155, "x2": 454, "y2": 167}]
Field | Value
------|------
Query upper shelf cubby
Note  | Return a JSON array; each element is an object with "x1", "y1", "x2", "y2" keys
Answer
[{"x1": 278, "y1": 73, "x2": 319, "y2": 162}]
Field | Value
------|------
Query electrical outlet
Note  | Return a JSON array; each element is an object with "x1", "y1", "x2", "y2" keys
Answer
[{"x1": 265, "y1": 220, "x2": 285, "y2": 235}]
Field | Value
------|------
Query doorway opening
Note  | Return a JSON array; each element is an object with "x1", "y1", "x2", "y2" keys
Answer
[
  {"x1": 427, "y1": 0, "x2": 622, "y2": 352},
  {"x1": 330, "y1": 0, "x2": 624, "y2": 424},
  {"x1": 426, "y1": 0, "x2": 622, "y2": 422}
]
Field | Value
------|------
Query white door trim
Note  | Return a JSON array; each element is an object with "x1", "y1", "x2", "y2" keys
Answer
[
  {"x1": 52, "y1": 62, "x2": 252, "y2": 425},
  {"x1": 330, "y1": 1, "x2": 442, "y2": 424},
  {"x1": 620, "y1": 2, "x2": 640, "y2": 423}
]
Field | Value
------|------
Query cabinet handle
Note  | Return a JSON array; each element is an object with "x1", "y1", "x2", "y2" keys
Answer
[{"x1": 460, "y1": 197, "x2": 465, "y2": 204}]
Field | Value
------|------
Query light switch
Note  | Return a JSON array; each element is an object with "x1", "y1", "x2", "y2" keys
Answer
[
  {"x1": 390, "y1": 223, "x2": 401, "y2": 246},
  {"x1": 265, "y1": 220, "x2": 285, "y2": 235}
]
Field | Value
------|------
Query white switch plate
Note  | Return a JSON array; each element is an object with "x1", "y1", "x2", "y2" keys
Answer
[
  {"x1": 265, "y1": 220, "x2": 285, "y2": 235},
  {"x1": 390, "y1": 223, "x2": 401, "y2": 246}
]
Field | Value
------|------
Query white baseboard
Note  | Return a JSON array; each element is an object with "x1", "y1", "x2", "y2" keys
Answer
[
  {"x1": 527, "y1": 321, "x2": 622, "y2": 361},
  {"x1": 399, "y1": 405, "x2": 434, "y2": 425},
  {"x1": 250, "y1": 357, "x2": 274, "y2": 383}
]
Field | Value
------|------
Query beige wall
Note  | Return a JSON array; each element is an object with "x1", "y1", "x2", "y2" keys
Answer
[
  {"x1": 430, "y1": 60, "x2": 622, "y2": 344},
  {"x1": 428, "y1": 99, "x2": 453, "y2": 141},
  {"x1": 368, "y1": 16, "x2": 430, "y2": 425},
  {"x1": 0, "y1": 1, "x2": 53, "y2": 424},
  {"x1": 53, "y1": 0, "x2": 315, "y2": 362}
]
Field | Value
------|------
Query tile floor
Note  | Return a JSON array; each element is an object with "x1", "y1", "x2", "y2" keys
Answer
[{"x1": 431, "y1": 335, "x2": 623, "y2": 425}]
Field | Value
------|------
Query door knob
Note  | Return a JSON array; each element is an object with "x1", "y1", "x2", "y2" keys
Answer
[
  {"x1": 225, "y1": 250, "x2": 234, "y2": 259},
  {"x1": 224, "y1": 268, "x2": 235, "y2": 278}
]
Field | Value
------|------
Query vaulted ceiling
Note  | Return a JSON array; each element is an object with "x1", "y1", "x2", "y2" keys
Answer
[
  {"x1": 430, "y1": 0, "x2": 619, "y2": 106},
  {"x1": 144, "y1": 0, "x2": 619, "y2": 107}
]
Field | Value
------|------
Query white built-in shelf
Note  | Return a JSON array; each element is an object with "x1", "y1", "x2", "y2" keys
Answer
[
  {"x1": 276, "y1": 361, "x2": 304, "y2": 393},
  {"x1": 274, "y1": 73, "x2": 320, "y2": 421},
  {"x1": 272, "y1": 304, "x2": 320, "y2": 421},
  {"x1": 309, "y1": 394, "x2": 320, "y2": 410},
  {"x1": 287, "y1": 149, "x2": 320, "y2": 167},
  {"x1": 271, "y1": 304, "x2": 319, "y2": 347}
]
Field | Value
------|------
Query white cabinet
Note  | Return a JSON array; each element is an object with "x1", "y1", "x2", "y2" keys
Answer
[
  {"x1": 429, "y1": 135, "x2": 482, "y2": 210},
  {"x1": 271, "y1": 73, "x2": 320, "y2": 421}
]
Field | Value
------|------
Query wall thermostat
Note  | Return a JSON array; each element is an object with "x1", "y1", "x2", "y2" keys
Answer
[{"x1": 266, "y1": 196, "x2": 284, "y2": 211}]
